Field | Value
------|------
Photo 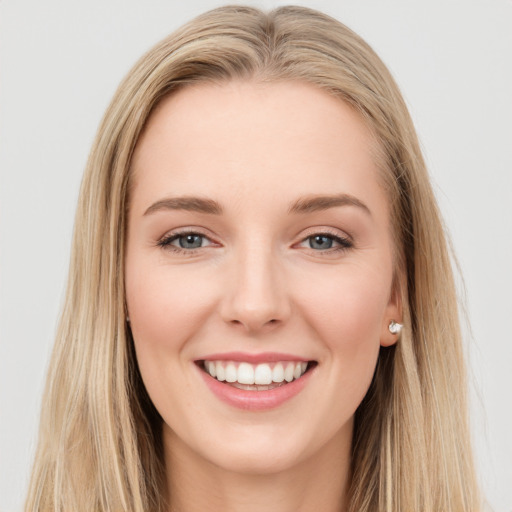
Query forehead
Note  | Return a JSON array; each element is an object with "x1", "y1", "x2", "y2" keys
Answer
[{"x1": 130, "y1": 80, "x2": 388, "y2": 219}]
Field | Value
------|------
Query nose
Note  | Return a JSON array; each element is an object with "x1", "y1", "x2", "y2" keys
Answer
[{"x1": 219, "y1": 246, "x2": 291, "y2": 334}]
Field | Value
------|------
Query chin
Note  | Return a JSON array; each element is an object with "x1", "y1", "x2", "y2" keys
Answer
[
  {"x1": 206, "y1": 437, "x2": 311, "y2": 476},
  {"x1": 168, "y1": 412, "x2": 353, "y2": 478}
]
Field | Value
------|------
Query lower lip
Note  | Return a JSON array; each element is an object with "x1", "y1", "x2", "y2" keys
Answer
[{"x1": 197, "y1": 364, "x2": 314, "y2": 411}]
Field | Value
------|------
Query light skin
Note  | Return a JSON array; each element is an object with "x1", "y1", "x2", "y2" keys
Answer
[{"x1": 125, "y1": 80, "x2": 400, "y2": 512}]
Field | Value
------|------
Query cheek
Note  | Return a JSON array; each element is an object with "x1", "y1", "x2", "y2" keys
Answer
[
  {"x1": 295, "y1": 262, "x2": 391, "y2": 388},
  {"x1": 125, "y1": 267, "x2": 217, "y2": 434},
  {"x1": 299, "y1": 262, "x2": 390, "y2": 340},
  {"x1": 124, "y1": 262, "x2": 215, "y2": 399},
  {"x1": 126, "y1": 262, "x2": 212, "y2": 346}
]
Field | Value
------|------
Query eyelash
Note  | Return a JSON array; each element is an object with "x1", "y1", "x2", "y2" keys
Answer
[
  {"x1": 157, "y1": 229, "x2": 214, "y2": 255},
  {"x1": 298, "y1": 230, "x2": 353, "y2": 254},
  {"x1": 157, "y1": 229, "x2": 353, "y2": 255}
]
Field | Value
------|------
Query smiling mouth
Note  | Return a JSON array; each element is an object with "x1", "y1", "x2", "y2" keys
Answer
[{"x1": 198, "y1": 360, "x2": 317, "y2": 391}]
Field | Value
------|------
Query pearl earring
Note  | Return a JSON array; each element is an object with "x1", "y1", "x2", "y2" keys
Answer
[{"x1": 388, "y1": 320, "x2": 403, "y2": 335}]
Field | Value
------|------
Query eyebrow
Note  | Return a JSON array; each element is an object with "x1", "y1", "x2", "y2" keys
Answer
[
  {"x1": 144, "y1": 196, "x2": 223, "y2": 216},
  {"x1": 143, "y1": 193, "x2": 371, "y2": 217},
  {"x1": 288, "y1": 193, "x2": 371, "y2": 216}
]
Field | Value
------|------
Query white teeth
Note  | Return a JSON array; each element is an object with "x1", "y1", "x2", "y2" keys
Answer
[
  {"x1": 216, "y1": 362, "x2": 226, "y2": 381},
  {"x1": 204, "y1": 360, "x2": 310, "y2": 386},
  {"x1": 254, "y1": 363, "x2": 272, "y2": 385},
  {"x1": 225, "y1": 362, "x2": 237, "y2": 383},
  {"x1": 272, "y1": 363, "x2": 284, "y2": 383},
  {"x1": 237, "y1": 362, "x2": 255, "y2": 385},
  {"x1": 284, "y1": 363, "x2": 294, "y2": 382}
]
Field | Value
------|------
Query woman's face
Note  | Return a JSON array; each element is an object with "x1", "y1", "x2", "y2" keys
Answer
[{"x1": 125, "y1": 80, "x2": 400, "y2": 475}]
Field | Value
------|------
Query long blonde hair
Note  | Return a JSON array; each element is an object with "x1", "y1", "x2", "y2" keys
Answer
[{"x1": 26, "y1": 5, "x2": 479, "y2": 511}]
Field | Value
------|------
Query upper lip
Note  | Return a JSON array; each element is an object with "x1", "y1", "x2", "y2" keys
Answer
[{"x1": 196, "y1": 351, "x2": 314, "y2": 364}]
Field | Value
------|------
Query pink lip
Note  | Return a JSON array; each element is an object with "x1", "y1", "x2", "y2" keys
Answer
[
  {"x1": 195, "y1": 357, "x2": 315, "y2": 411},
  {"x1": 197, "y1": 351, "x2": 309, "y2": 364}
]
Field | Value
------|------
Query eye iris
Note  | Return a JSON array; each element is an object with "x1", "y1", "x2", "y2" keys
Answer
[
  {"x1": 179, "y1": 234, "x2": 203, "y2": 249},
  {"x1": 310, "y1": 235, "x2": 333, "y2": 250}
]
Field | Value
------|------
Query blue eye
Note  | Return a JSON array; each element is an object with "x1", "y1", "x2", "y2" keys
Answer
[
  {"x1": 175, "y1": 234, "x2": 204, "y2": 249},
  {"x1": 308, "y1": 235, "x2": 335, "y2": 250},
  {"x1": 158, "y1": 232, "x2": 212, "y2": 252},
  {"x1": 299, "y1": 232, "x2": 352, "y2": 252}
]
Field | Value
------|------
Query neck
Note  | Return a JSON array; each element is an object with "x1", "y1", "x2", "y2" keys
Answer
[{"x1": 164, "y1": 427, "x2": 351, "y2": 512}]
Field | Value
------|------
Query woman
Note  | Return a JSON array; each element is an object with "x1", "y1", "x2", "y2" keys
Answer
[{"x1": 25, "y1": 5, "x2": 480, "y2": 511}]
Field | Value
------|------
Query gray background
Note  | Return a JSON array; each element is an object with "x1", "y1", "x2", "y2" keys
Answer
[{"x1": 1, "y1": 0, "x2": 511, "y2": 510}]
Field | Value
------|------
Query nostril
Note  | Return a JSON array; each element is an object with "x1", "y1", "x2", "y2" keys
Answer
[{"x1": 227, "y1": 317, "x2": 280, "y2": 332}]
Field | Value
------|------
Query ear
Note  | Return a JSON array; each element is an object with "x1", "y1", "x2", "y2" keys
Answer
[{"x1": 380, "y1": 277, "x2": 403, "y2": 347}]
